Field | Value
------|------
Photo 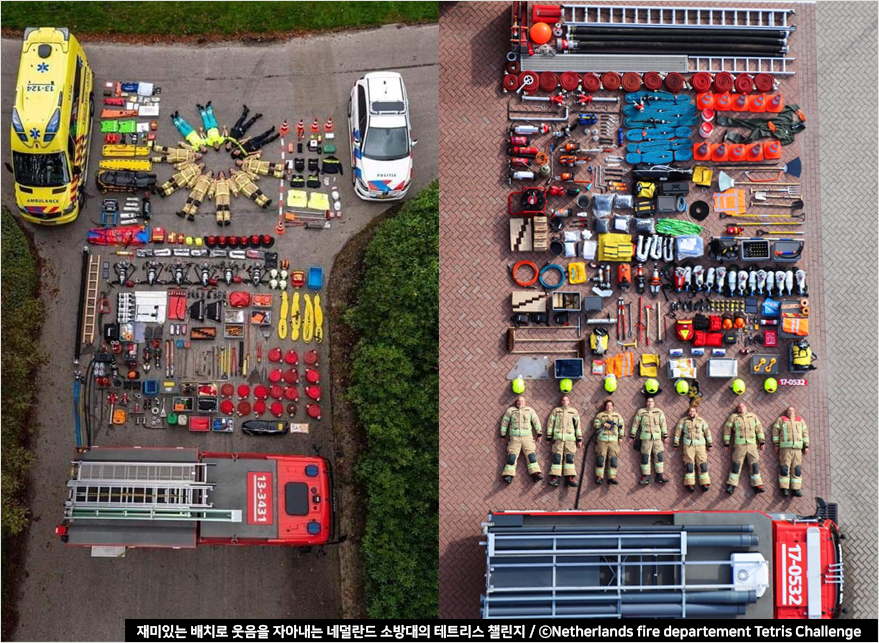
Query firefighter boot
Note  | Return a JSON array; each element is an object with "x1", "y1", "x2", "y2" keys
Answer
[
  {"x1": 792, "y1": 489, "x2": 803, "y2": 497},
  {"x1": 609, "y1": 478, "x2": 619, "y2": 485},
  {"x1": 566, "y1": 476, "x2": 577, "y2": 488},
  {"x1": 548, "y1": 476, "x2": 560, "y2": 487},
  {"x1": 532, "y1": 472, "x2": 544, "y2": 483},
  {"x1": 686, "y1": 485, "x2": 695, "y2": 492},
  {"x1": 755, "y1": 485, "x2": 765, "y2": 493},
  {"x1": 726, "y1": 484, "x2": 736, "y2": 494},
  {"x1": 782, "y1": 488, "x2": 790, "y2": 497},
  {"x1": 657, "y1": 473, "x2": 670, "y2": 484},
  {"x1": 503, "y1": 475, "x2": 513, "y2": 484},
  {"x1": 639, "y1": 475, "x2": 651, "y2": 485},
  {"x1": 701, "y1": 484, "x2": 710, "y2": 492},
  {"x1": 595, "y1": 476, "x2": 604, "y2": 485}
]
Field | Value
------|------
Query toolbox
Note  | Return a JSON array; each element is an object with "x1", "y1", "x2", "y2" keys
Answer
[{"x1": 749, "y1": 354, "x2": 780, "y2": 375}]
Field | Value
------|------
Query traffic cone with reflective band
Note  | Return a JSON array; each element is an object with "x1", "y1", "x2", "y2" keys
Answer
[
  {"x1": 732, "y1": 94, "x2": 749, "y2": 112},
  {"x1": 715, "y1": 92, "x2": 733, "y2": 110},
  {"x1": 296, "y1": 119, "x2": 305, "y2": 140},
  {"x1": 764, "y1": 140, "x2": 783, "y2": 160},
  {"x1": 276, "y1": 218, "x2": 285, "y2": 235},
  {"x1": 310, "y1": 118, "x2": 320, "y2": 133},
  {"x1": 324, "y1": 118, "x2": 333, "y2": 132},
  {"x1": 766, "y1": 94, "x2": 784, "y2": 113},
  {"x1": 279, "y1": 120, "x2": 289, "y2": 137},
  {"x1": 730, "y1": 144, "x2": 747, "y2": 162},
  {"x1": 749, "y1": 93, "x2": 767, "y2": 113}
]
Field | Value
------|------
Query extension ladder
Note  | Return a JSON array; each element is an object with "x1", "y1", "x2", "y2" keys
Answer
[{"x1": 81, "y1": 253, "x2": 100, "y2": 347}]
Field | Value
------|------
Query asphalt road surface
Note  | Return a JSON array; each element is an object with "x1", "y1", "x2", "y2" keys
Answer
[{"x1": 0, "y1": 24, "x2": 437, "y2": 640}]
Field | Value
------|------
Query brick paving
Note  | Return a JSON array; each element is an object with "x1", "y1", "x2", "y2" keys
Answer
[
  {"x1": 439, "y1": 1, "x2": 840, "y2": 619},
  {"x1": 815, "y1": 1, "x2": 879, "y2": 620}
]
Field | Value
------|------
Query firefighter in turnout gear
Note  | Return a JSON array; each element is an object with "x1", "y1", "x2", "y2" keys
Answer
[
  {"x1": 230, "y1": 170, "x2": 272, "y2": 208},
  {"x1": 208, "y1": 171, "x2": 233, "y2": 226},
  {"x1": 499, "y1": 396, "x2": 543, "y2": 483},
  {"x1": 178, "y1": 170, "x2": 213, "y2": 221},
  {"x1": 724, "y1": 402, "x2": 766, "y2": 494},
  {"x1": 159, "y1": 161, "x2": 204, "y2": 197},
  {"x1": 546, "y1": 395, "x2": 582, "y2": 488},
  {"x1": 237, "y1": 153, "x2": 284, "y2": 179},
  {"x1": 674, "y1": 404, "x2": 713, "y2": 492},
  {"x1": 151, "y1": 142, "x2": 202, "y2": 165},
  {"x1": 629, "y1": 397, "x2": 669, "y2": 484},
  {"x1": 593, "y1": 398, "x2": 625, "y2": 485},
  {"x1": 772, "y1": 406, "x2": 810, "y2": 497}
]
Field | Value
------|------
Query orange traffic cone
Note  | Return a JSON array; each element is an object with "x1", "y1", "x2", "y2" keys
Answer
[
  {"x1": 324, "y1": 117, "x2": 334, "y2": 132},
  {"x1": 279, "y1": 120, "x2": 289, "y2": 137},
  {"x1": 310, "y1": 118, "x2": 319, "y2": 133},
  {"x1": 296, "y1": 119, "x2": 305, "y2": 140}
]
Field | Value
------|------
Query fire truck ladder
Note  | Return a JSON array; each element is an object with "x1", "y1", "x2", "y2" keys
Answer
[
  {"x1": 481, "y1": 526, "x2": 769, "y2": 619},
  {"x1": 529, "y1": 4, "x2": 798, "y2": 75},
  {"x1": 65, "y1": 461, "x2": 242, "y2": 522}
]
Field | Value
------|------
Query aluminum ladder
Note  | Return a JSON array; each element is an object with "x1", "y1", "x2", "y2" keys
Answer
[
  {"x1": 65, "y1": 460, "x2": 241, "y2": 522},
  {"x1": 561, "y1": 4, "x2": 796, "y2": 31},
  {"x1": 80, "y1": 253, "x2": 100, "y2": 347}
]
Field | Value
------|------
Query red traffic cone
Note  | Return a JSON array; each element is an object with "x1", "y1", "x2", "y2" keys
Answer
[
  {"x1": 296, "y1": 119, "x2": 305, "y2": 140},
  {"x1": 279, "y1": 120, "x2": 289, "y2": 137},
  {"x1": 324, "y1": 117, "x2": 334, "y2": 132}
]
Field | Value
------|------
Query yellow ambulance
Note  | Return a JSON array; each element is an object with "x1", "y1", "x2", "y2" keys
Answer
[{"x1": 9, "y1": 28, "x2": 94, "y2": 225}]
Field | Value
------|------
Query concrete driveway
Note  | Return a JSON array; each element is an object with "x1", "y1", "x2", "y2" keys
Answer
[{"x1": 1, "y1": 24, "x2": 437, "y2": 640}]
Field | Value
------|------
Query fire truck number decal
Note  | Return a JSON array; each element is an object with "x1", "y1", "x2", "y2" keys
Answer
[
  {"x1": 247, "y1": 472, "x2": 274, "y2": 525},
  {"x1": 782, "y1": 543, "x2": 804, "y2": 606}
]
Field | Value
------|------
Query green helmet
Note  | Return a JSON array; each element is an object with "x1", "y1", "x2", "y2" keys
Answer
[
  {"x1": 731, "y1": 378, "x2": 746, "y2": 395},
  {"x1": 764, "y1": 378, "x2": 778, "y2": 393},
  {"x1": 512, "y1": 377, "x2": 525, "y2": 395},
  {"x1": 675, "y1": 379, "x2": 690, "y2": 395},
  {"x1": 644, "y1": 378, "x2": 659, "y2": 394},
  {"x1": 560, "y1": 378, "x2": 573, "y2": 393},
  {"x1": 604, "y1": 374, "x2": 618, "y2": 393}
]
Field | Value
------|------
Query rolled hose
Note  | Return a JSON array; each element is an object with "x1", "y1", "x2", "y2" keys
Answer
[
  {"x1": 559, "y1": 71, "x2": 580, "y2": 91},
  {"x1": 539, "y1": 263, "x2": 566, "y2": 290},
  {"x1": 503, "y1": 74, "x2": 519, "y2": 92},
  {"x1": 539, "y1": 71, "x2": 559, "y2": 92},
  {"x1": 511, "y1": 260, "x2": 539, "y2": 287},
  {"x1": 582, "y1": 73, "x2": 602, "y2": 92},
  {"x1": 621, "y1": 72, "x2": 642, "y2": 92},
  {"x1": 643, "y1": 71, "x2": 663, "y2": 91},
  {"x1": 601, "y1": 71, "x2": 621, "y2": 91}
]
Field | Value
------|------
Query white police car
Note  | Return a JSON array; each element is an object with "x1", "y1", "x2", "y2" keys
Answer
[{"x1": 347, "y1": 72, "x2": 416, "y2": 201}]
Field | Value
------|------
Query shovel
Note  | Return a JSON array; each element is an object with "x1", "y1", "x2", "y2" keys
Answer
[
  {"x1": 750, "y1": 199, "x2": 805, "y2": 210},
  {"x1": 752, "y1": 191, "x2": 801, "y2": 200}
]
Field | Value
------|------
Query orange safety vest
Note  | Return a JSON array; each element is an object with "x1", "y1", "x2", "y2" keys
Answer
[
  {"x1": 782, "y1": 317, "x2": 809, "y2": 336},
  {"x1": 608, "y1": 353, "x2": 635, "y2": 378},
  {"x1": 713, "y1": 189, "x2": 746, "y2": 215}
]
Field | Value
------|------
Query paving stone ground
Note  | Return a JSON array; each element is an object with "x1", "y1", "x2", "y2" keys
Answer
[
  {"x1": 815, "y1": 0, "x2": 879, "y2": 621},
  {"x1": 438, "y1": 0, "x2": 870, "y2": 619}
]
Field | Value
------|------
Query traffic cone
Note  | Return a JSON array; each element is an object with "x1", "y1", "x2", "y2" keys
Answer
[
  {"x1": 275, "y1": 218, "x2": 286, "y2": 235},
  {"x1": 310, "y1": 118, "x2": 319, "y2": 133},
  {"x1": 279, "y1": 120, "x2": 289, "y2": 137},
  {"x1": 296, "y1": 119, "x2": 305, "y2": 140},
  {"x1": 324, "y1": 117, "x2": 334, "y2": 132}
]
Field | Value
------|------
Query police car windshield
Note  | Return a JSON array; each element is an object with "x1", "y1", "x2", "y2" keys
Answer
[
  {"x1": 362, "y1": 126, "x2": 409, "y2": 161},
  {"x1": 13, "y1": 151, "x2": 69, "y2": 188}
]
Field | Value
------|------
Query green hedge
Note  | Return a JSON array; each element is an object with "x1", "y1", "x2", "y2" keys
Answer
[
  {"x1": 1, "y1": 208, "x2": 45, "y2": 535},
  {"x1": 346, "y1": 182, "x2": 438, "y2": 619},
  {"x1": 0, "y1": 2, "x2": 437, "y2": 36}
]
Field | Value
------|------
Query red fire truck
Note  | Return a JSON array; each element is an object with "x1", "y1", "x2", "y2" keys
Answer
[
  {"x1": 55, "y1": 446, "x2": 334, "y2": 556},
  {"x1": 481, "y1": 499, "x2": 844, "y2": 619}
]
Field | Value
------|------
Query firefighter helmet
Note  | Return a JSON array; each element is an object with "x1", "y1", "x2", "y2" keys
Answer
[
  {"x1": 675, "y1": 379, "x2": 690, "y2": 395},
  {"x1": 512, "y1": 377, "x2": 525, "y2": 395},
  {"x1": 604, "y1": 374, "x2": 617, "y2": 393},
  {"x1": 764, "y1": 378, "x2": 778, "y2": 393},
  {"x1": 644, "y1": 378, "x2": 659, "y2": 394},
  {"x1": 560, "y1": 378, "x2": 573, "y2": 393},
  {"x1": 731, "y1": 378, "x2": 746, "y2": 395}
]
